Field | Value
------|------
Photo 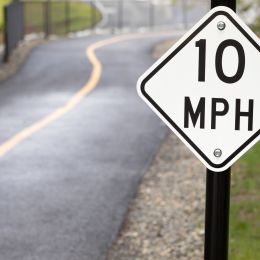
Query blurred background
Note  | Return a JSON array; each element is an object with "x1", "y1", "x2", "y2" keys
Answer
[
  {"x1": 1, "y1": 0, "x2": 210, "y2": 61},
  {"x1": 2, "y1": 0, "x2": 260, "y2": 60},
  {"x1": 0, "y1": 1, "x2": 259, "y2": 260}
]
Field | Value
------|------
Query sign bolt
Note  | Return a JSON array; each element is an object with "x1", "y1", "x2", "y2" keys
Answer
[
  {"x1": 217, "y1": 21, "x2": 226, "y2": 30},
  {"x1": 214, "y1": 148, "x2": 222, "y2": 158}
]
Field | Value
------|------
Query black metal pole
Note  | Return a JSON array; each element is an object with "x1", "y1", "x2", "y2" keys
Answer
[
  {"x1": 204, "y1": 168, "x2": 231, "y2": 260},
  {"x1": 204, "y1": 1, "x2": 236, "y2": 260},
  {"x1": 211, "y1": 0, "x2": 236, "y2": 11}
]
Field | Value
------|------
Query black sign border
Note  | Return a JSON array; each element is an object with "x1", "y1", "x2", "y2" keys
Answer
[{"x1": 140, "y1": 10, "x2": 260, "y2": 169}]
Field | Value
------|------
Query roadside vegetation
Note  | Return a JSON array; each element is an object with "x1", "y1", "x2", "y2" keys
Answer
[
  {"x1": 0, "y1": 0, "x2": 101, "y2": 40},
  {"x1": 239, "y1": 0, "x2": 260, "y2": 33},
  {"x1": 229, "y1": 2, "x2": 260, "y2": 259},
  {"x1": 0, "y1": 0, "x2": 10, "y2": 31},
  {"x1": 229, "y1": 143, "x2": 260, "y2": 259},
  {"x1": 0, "y1": 0, "x2": 11, "y2": 44},
  {"x1": 24, "y1": 1, "x2": 101, "y2": 35}
]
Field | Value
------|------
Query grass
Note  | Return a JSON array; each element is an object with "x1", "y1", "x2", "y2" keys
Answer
[
  {"x1": 0, "y1": 0, "x2": 101, "y2": 36},
  {"x1": 24, "y1": 1, "x2": 101, "y2": 35},
  {"x1": 229, "y1": 143, "x2": 260, "y2": 259},
  {"x1": 0, "y1": 0, "x2": 11, "y2": 44},
  {"x1": 0, "y1": 0, "x2": 11, "y2": 31}
]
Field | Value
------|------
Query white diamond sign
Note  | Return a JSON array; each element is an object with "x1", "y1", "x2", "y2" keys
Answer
[{"x1": 137, "y1": 6, "x2": 260, "y2": 172}]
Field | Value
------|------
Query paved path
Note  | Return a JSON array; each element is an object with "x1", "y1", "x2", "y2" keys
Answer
[{"x1": 0, "y1": 32, "x2": 178, "y2": 260}]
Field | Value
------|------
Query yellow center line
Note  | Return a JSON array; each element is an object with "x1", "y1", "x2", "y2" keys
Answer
[{"x1": 0, "y1": 31, "x2": 173, "y2": 157}]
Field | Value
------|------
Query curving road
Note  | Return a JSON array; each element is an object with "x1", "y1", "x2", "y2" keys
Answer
[
  {"x1": 0, "y1": 1, "x2": 210, "y2": 258},
  {"x1": 0, "y1": 32, "x2": 181, "y2": 260}
]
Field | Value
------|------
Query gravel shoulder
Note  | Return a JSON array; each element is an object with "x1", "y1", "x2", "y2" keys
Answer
[
  {"x1": 108, "y1": 133, "x2": 206, "y2": 260},
  {"x1": 108, "y1": 40, "x2": 206, "y2": 260}
]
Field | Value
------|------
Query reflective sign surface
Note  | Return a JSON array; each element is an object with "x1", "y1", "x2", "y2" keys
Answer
[{"x1": 137, "y1": 6, "x2": 260, "y2": 172}]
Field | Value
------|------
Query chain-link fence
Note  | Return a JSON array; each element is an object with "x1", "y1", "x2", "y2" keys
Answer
[
  {"x1": 2, "y1": 0, "x2": 102, "y2": 61},
  {"x1": 2, "y1": 0, "x2": 209, "y2": 61},
  {"x1": 23, "y1": 0, "x2": 101, "y2": 36},
  {"x1": 95, "y1": 0, "x2": 209, "y2": 32}
]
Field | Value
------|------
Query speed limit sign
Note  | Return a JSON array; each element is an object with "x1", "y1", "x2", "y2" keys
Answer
[{"x1": 137, "y1": 6, "x2": 260, "y2": 172}]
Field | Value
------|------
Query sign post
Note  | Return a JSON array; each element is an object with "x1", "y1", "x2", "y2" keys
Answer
[
  {"x1": 137, "y1": 0, "x2": 260, "y2": 258},
  {"x1": 204, "y1": 168, "x2": 231, "y2": 260},
  {"x1": 204, "y1": 1, "x2": 235, "y2": 260}
]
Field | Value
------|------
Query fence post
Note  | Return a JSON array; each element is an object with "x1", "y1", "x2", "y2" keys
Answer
[
  {"x1": 3, "y1": 5, "x2": 9, "y2": 62},
  {"x1": 91, "y1": 0, "x2": 97, "y2": 32},
  {"x1": 181, "y1": 0, "x2": 188, "y2": 29},
  {"x1": 65, "y1": 1, "x2": 70, "y2": 34},
  {"x1": 149, "y1": 0, "x2": 154, "y2": 29},
  {"x1": 117, "y1": 0, "x2": 123, "y2": 31},
  {"x1": 14, "y1": 0, "x2": 25, "y2": 38},
  {"x1": 44, "y1": 0, "x2": 51, "y2": 38},
  {"x1": 3, "y1": 0, "x2": 24, "y2": 62},
  {"x1": 21, "y1": 1, "x2": 25, "y2": 40}
]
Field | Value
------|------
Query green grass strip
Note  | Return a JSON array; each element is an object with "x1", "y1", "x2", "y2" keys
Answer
[{"x1": 229, "y1": 143, "x2": 260, "y2": 259}]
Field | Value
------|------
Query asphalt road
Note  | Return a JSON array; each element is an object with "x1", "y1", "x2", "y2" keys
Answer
[{"x1": 0, "y1": 33, "x2": 178, "y2": 260}]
